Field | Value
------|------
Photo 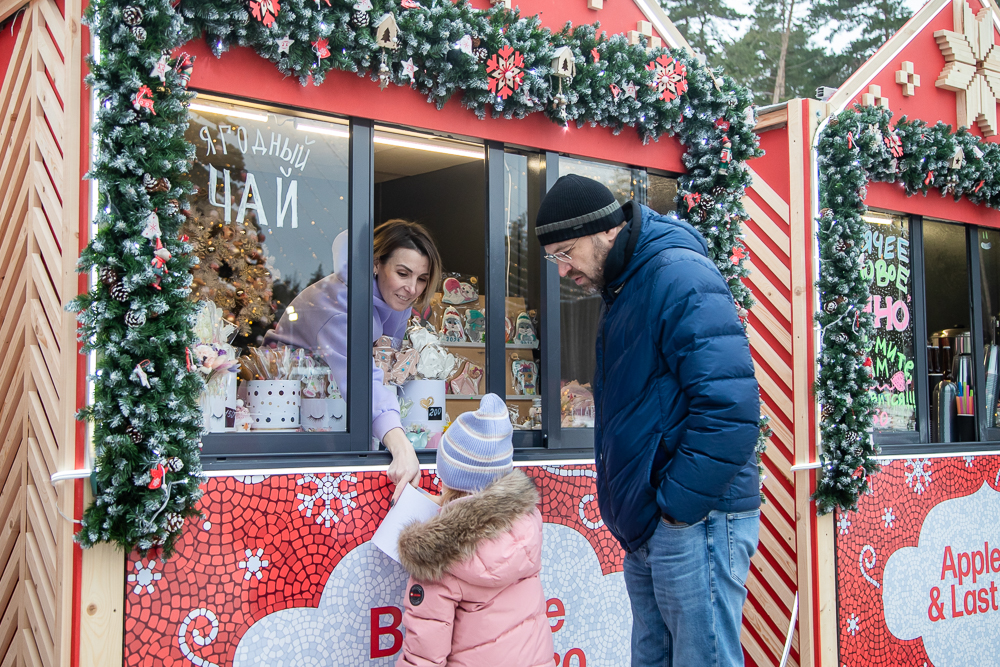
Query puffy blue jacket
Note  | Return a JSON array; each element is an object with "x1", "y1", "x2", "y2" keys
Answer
[{"x1": 594, "y1": 204, "x2": 760, "y2": 553}]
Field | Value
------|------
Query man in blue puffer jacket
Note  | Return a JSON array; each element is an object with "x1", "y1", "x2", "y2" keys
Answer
[{"x1": 536, "y1": 174, "x2": 761, "y2": 667}]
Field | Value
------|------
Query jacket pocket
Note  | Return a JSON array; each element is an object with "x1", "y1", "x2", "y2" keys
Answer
[{"x1": 727, "y1": 509, "x2": 760, "y2": 586}]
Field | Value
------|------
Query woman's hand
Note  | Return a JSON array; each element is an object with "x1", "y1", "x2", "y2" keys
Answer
[{"x1": 383, "y1": 427, "x2": 420, "y2": 505}]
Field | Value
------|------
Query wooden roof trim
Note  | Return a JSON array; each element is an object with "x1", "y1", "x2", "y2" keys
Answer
[
  {"x1": 826, "y1": 0, "x2": 949, "y2": 112},
  {"x1": 755, "y1": 102, "x2": 789, "y2": 132},
  {"x1": 632, "y1": 0, "x2": 696, "y2": 55}
]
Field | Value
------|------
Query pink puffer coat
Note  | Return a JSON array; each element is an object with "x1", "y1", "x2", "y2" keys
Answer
[{"x1": 396, "y1": 470, "x2": 553, "y2": 667}]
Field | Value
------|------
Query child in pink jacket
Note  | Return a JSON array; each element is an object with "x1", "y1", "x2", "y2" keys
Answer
[{"x1": 396, "y1": 394, "x2": 553, "y2": 667}]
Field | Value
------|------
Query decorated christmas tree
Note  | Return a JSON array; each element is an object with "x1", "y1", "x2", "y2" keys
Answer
[{"x1": 182, "y1": 168, "x2": 277, "y2": 343}]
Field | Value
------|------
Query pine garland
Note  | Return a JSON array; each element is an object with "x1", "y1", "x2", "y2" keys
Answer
[
  {"x1": 74, "y1": 0, "x2": 769, "y2": 553},
  {"x1": 815, "y1": 103, "x2": 998, "y2": 513},
  {"x1": 71, "y1": 0, "x2": 205, "y2": 555}
]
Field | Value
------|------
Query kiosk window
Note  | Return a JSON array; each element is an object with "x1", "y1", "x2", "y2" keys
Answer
[
  {"x1": 185, "y1": 99, "x2": 351, "y2": 437},
  {"x1": 861, "y1": 212, "x2": 916, "y2": 434},
  {"x1": 372, "y1": 126, "x2": 488, "y2": 441},
  {"x1": 557, "y1": 158, "x2": 643, "y2": 429},
  {"x1": 977, "y1": 228, "x2": 1000, "y2": 437},
  {"x1": 504, "y1": 152, "x2": 544, "y2": 432},
  {"x1": 924, "y1": 219, "x2": 975, "y2": 443}
]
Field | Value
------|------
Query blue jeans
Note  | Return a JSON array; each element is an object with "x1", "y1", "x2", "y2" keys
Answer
[{"x1": 623, "y1": 509, "x2": 760, "y2": 667}]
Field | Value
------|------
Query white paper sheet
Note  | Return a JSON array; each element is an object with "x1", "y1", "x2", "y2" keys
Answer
[{"x1": 371, "y1": 483, "x2": 441, "y2": 563}]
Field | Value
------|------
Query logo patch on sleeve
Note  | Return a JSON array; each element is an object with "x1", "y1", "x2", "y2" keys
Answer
[{"x1": 409, "y1": 584, "x2": 424, "y2": 606}]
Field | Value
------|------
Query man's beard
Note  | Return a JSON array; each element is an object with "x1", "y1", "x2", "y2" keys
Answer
[{"x1": 571, "y1": 237, "x2": 612, "y2": 295}]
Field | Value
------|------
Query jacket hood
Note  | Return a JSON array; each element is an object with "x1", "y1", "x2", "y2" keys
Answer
[
  {"x1": 609, "y1": 204, "x2": 708, "y2": 292},
  {"x1": 398, "y1": 470, "x2": 540, "y2": 584}
]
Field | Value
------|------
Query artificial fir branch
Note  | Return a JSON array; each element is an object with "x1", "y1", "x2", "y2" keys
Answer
[{"x1": 72, "y1": 0, "x2": 205, "y2": 555}]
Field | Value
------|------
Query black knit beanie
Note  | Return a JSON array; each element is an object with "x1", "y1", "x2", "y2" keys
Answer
[{"x1": 535, "y1": 174, "x2": 625, "y2": 246}]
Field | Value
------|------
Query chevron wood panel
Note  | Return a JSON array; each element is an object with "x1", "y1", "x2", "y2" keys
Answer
[
  {"x1": 742, "y1": 171, "x2": 800, "y2": 667},
  {"x1": 0, "y1": 2, "x2": 83, "y2": 665}
]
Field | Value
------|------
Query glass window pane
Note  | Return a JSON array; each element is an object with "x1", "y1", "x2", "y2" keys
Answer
[
  {"x1": 860, "y1": 211, "x2": 916, "y2": 434},
  {"x1": 556, "y1": 158, "x2": 640, "y2": 428},
  {"x1": 373, "y1": 126, "x2": 486, "y2": 444},
  {"x1": 924, "y1": 219, "x2": 975, "y2": 442},
  {"x1": 504, "y1": 152, "x2": 543, "y2": 432},
  {"x1": 647, "y1": 173, "x2": 678, "y2": 213},
  {"x1": 978, "y1": 228, "x2": 1000, "y2": 438},
  {"x1": 184, "y1": 100, "x2": 350, "y2": 434}
]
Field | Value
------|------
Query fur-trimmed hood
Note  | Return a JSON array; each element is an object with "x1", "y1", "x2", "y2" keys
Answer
[{"x1": 398, "y1": 470, "x2": 541, "y2": 584}]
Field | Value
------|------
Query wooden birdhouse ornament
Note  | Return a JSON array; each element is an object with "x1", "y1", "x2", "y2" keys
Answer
[
  {"x1": 951, "y1": 145, "x2": 966, "y2": 170},
  {"x1": 552, "y1": 46, "x2": 576, "y2": 80},
  {"x1": 374, "y1": 13, "x2": 399, "y2": 50}
]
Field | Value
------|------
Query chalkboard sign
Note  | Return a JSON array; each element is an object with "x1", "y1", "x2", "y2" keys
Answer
[{"x1": 861, "y1": 212, "x2": 916, "y2": 432}]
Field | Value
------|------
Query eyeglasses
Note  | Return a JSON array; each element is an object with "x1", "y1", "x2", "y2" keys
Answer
[{"x1": 543, "y1": 238, "x2": 579, "y2": 265}]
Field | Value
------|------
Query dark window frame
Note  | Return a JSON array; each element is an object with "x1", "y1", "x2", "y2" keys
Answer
[
  {"x1": 875, "y1": 214, "x2": 1000, "y2": 457},
  {"x1": 189, "y1": 101, "x2": 678, "y2": 470}
]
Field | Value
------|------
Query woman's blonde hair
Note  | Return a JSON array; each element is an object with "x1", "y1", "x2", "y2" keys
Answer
[
  {"x1": 373, "y1": 219, "x2": 442, "y2": 313},
  {"x1": 440, "y1": 486, "x2": 469, "y2": 506}
]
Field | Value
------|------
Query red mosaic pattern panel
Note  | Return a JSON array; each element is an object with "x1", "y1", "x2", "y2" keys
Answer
[
  {"x1": 123, "y1": 464, "x2": 621, "y2": 666},
  {"x1": 836, "y1": 455, "x2": 1000, "y2": 667}
]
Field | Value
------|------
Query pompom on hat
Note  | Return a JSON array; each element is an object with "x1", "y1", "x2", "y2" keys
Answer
[{"x1": 436, "y1": 393, "x2": 514, "y2": 493}]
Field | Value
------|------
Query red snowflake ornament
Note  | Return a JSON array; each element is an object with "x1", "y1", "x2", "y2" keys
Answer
[
  {"x1": 730, "y1": 245, "x2": 748, "y2": 265},
  {"x1": 312, "y1": 38, "x2": 331, "y2": 60},
  {"x1": 132, "y1": 85, "x2": 156, "y2": 115},
  {"x1": 715, "y1": 118, "x2": 731, "y2": 132},
  {"x1": 249, "y1": 0, "x2": 280, "y2": 26},
  {"x1": 486, "y1": 45, "x2": 525, "y2": 99},
  {"x1": 884, "y1": 133, "x2": 903, "y2": 158},
  {"x1": 148, "y1": 463, "x2": 166, "y2": 490},
  {"x1": 645, "y1": 55, "x2": 688, "y2": 102}
]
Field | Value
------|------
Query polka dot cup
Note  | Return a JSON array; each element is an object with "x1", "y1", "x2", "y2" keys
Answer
[{"x1": 247, "y1": 380, "x2": 301, "y2": 429}]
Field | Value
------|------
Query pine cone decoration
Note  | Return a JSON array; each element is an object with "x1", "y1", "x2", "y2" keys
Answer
[
  {"x1": 99, "y1": 266, "x2": 119, "y2": 286},
  {"x1": 164, "y1": 513, "x2": 185, "y2": 532},
  {"x1": 123, "y1": 5, "x2": 143, "y2": 25},
  {"x1": 166, "y1": 456, "x2": 184, "y2": 472},
  {"x1": 143, "y1": 173, "x2": 171, "y2": 193},
  {"x1": 131, "y1": 26, "x2": 146, "y2": 42},
  {"x1": 124, "y1": 424, "x2": 143, "y2": 444},
  {"x1": 110, "y1": 282, "x2": 130, "y2": 303},
  {"x1": 125, "y1": 310, "x2": 146, "y2": 328},
  {"x1": 351, "y1": 10, "x2": 370, "y2": 27}
]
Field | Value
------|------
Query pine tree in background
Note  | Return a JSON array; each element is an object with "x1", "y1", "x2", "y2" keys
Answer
[
  {"x1": 656, "y1": 0, "x2": 744, "y2": 66},
  {"x1": 71, "y1": 0, "x2": 205, "y2": 555},
  {"x1": 808, "y1": 0, "x2": 912, "y2": 85},
  {"x1": 721, "y1": 0, "x2": 841, "y2": 106}
]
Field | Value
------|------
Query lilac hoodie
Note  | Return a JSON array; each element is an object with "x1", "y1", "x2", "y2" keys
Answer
[{"x1": 265, "y1": 230, "x2": 410, "y2": 442}]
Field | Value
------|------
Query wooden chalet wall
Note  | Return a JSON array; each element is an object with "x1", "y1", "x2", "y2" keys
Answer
[
  {"x1": 0, "y1": 0, "x2": 85, "y2": 666},
  {"x1": 742, "y1": 99, "x2": 835, "y2": 667}
]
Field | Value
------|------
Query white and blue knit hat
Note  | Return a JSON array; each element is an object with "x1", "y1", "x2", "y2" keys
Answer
[{"x1": 437, "y1": 394, "x2": 514, "y2": 493}]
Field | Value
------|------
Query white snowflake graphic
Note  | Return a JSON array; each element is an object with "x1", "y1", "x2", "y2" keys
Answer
[
  {"x1": 296, "y1": 473, "x2": 358, "y2": 527},
  {"x1": 904, "y1": 458, "x2": 932, "y2": 495},
  {"x1": 238, "y1": 548, "x2": 270, "y2": 581},
  {"x1": 882, "y1": 507, "x2": 896, "y2": 529},
  {"x1": 847, "y1": 612, "x2": 860, "y2": 636},
  {"x1": 965, "y1": 455, "x2": 975, "y2": 467},
  {"x1": 837, "y1": 513, "x2": 852, "y2": 535},
  {"x1": 127, "y1": 559, "x2": 162, "y2": 595}
]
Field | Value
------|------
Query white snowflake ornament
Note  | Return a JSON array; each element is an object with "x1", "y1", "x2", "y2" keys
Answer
[{"x1": 882, "y1": 507, "x2": 896, "y2": 528}]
